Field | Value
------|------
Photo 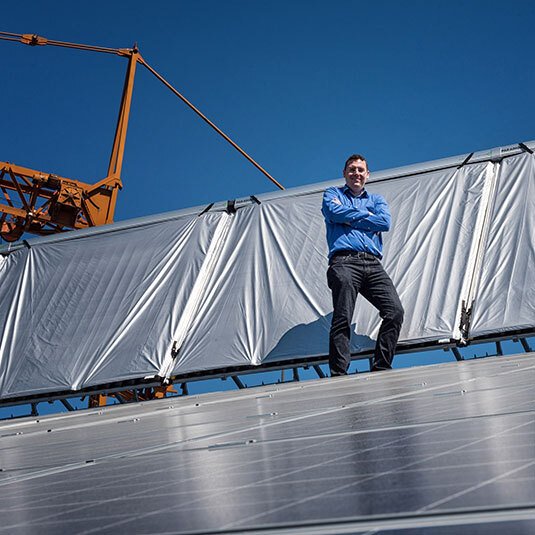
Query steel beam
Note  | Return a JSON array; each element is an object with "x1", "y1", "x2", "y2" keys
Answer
[
  {"x1": 451, "y1": 347, "x2": 463, "y2": 361},
  {"x1": 231, "y1": 376, "x2": 245, "y2": 389},
  {"x1": 60, "y1": 399, "x2": 75, "y2": 411},
  {"x1": 313, "y1": 365, "x2": 326, "y2": 379}
]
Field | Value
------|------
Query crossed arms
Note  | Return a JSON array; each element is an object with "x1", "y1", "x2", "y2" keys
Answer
[{"x1": 322, "y1": 187, "x2": 391, "y2": 232}]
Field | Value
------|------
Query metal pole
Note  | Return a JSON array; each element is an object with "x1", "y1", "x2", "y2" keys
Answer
[
  {"x1": 139, "y1": 57, "x2": 285, "y2": 191},
  {"x1": 451, "y1": 347, "x2": 463, "y2": 361},
  {"x1": 60, "y1": 399, "x2": 75, "y2": 411},
  {"x1": 313, "y1": 365, "x2": 326, "y2": 379},
  {"x1": 519, "y1": 338, "x2": 533, "y2": 353},
  {"x1": 231, "y1": 376, "x2": 245, "y2": 389}
]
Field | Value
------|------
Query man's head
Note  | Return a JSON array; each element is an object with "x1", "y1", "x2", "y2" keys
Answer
[{"x1": 343, "y1": 154, "x2": 369, "y2": 195}]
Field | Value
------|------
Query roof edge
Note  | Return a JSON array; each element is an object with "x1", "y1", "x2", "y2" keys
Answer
[{"x1": 1, "y1": 139, "x2": 533, "y2": 252}]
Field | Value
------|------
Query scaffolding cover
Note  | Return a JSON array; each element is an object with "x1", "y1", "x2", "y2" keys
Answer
[
  {"x1": 0, "y1": 213, "x2": 222, "y2": 397},
  {"x1": 470, "y1": 152, "x2": 535, "y2": 336},
  {"x1": 0, "y1": 143, "x2": 533, "y2": 399},
  {"x1": 171, "y1": 162, "x2": 489, "y2": 375}
]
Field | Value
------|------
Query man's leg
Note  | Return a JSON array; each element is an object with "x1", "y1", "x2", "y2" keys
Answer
[
  {"x1": 360, "y1": 261, "x2": 404, "y2": 371},
  {"x1": 327, "y1": 258, "x2": 363, "y2": 376}
]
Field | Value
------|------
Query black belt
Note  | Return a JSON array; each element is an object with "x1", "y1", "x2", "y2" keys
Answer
[{"x1": 330, "y1": 250, "x2": 379, "y2": 262}]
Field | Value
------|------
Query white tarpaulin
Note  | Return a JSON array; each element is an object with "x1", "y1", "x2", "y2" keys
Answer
[
  {"x1": 0, "y1": 142, "x2": 533, "y2": 400},
  {"x1": 469, "y1": 152, "x2": 535, "y2": 336},
  {"x1": 170, "y1": 161, "x2": 490, "y2": 375},
  {"x1": 0, "y1": 212, "x2": 222, "y2": 398}
]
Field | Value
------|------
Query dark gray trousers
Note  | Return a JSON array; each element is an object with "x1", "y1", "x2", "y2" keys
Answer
[{"x1": 327, "y1": 253, "x2": 404, "y2": 375}]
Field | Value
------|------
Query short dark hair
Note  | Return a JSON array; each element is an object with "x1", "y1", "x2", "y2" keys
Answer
[{"x1": 344, "y1": 154, "x2": 368, "y2": 172}]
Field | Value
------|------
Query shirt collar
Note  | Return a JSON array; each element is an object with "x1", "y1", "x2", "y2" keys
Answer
[{"x1": 342, "y1": 185, "x2": 368, "y2": 198}]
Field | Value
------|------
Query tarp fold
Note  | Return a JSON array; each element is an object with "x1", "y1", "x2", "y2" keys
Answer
[{"x1": 0, "y1": 144, "x2": 533, "y2": 400}]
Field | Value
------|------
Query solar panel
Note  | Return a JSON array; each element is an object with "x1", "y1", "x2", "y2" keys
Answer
[{"x1": 1, "y1": 352, "x2": 534, "y2": 533}]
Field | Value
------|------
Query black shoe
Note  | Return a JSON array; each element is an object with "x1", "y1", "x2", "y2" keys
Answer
[
  {"x1": 371, "y1": 366, "x2": 392, "y2": 372},
  {"x1": 330, "y1": 370, "x2": 348, "y2": 377}
]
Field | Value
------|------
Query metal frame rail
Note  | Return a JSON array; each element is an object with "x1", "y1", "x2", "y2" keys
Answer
[{"x1": 0, "y1": 329, "x2": 532, "y2": 416}]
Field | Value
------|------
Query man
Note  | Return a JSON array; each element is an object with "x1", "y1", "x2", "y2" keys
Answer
[{"x1": 322, "y1": 154, "x2": 404, "y2": 375}]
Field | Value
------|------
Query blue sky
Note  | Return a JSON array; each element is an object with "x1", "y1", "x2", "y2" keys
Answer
[
  {"x1": 3, "y1": 0, "x2": 535, "y2": 219},
  {"x1": 1, "y1": 1, "x2": 534, "y2": 416}
]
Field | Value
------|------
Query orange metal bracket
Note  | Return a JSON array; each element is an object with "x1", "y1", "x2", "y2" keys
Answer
[
  {"x1": 87, "y1": 384, "x2": 178, "y2": 408},
  {"x1": 0, "y1": 31, "x2": 283, "y2": 243},
  {"x1": 0, "y1": 161, "x2": 125, "y2": 241},
  {"x1": 0, "y1": 34, "x2": 138, "y2": 241}
]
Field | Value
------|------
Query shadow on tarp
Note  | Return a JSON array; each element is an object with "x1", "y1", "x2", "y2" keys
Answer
[{"x1": 262, "y1": 313, "x2": 376, "y2": 364}]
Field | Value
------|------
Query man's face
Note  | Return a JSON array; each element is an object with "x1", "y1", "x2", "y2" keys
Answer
[{"x1": 344, "y1": 159, "x2": 369, "y2": 194}]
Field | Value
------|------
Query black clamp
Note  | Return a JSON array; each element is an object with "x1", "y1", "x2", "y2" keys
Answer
[
  {"x1": 198, "y1": 203, "x2": 214, "y2": 217},
  {"x1": 226, "y1": 200, "x2": 236, "y2": 214},
  {"x1": 171, "y1": 341, "x2": 180, "y2": 359},
  {"x1": 459, "y1": 299, "x2": 473, "y2": 340},
  {"x1": 457, "y1": 152, "x2": 474, "y2": 170},
  {"x1": 518, "y1": 142, "x2": 534, "y2": 155}
]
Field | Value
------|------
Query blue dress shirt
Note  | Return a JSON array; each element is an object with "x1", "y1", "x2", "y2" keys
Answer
[{"x1": 322, "y1": 185, "x2": 391, "y2": 259}]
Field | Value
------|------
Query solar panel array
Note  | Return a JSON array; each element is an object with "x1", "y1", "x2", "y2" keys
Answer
[{"x1": 1, "y1": 352, "x2": 534, "y2": 533}]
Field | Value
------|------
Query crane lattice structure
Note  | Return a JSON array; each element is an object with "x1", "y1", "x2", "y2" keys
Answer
[{"x1": 0, "y1": 31, "x2": 283, "y2": 242}]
